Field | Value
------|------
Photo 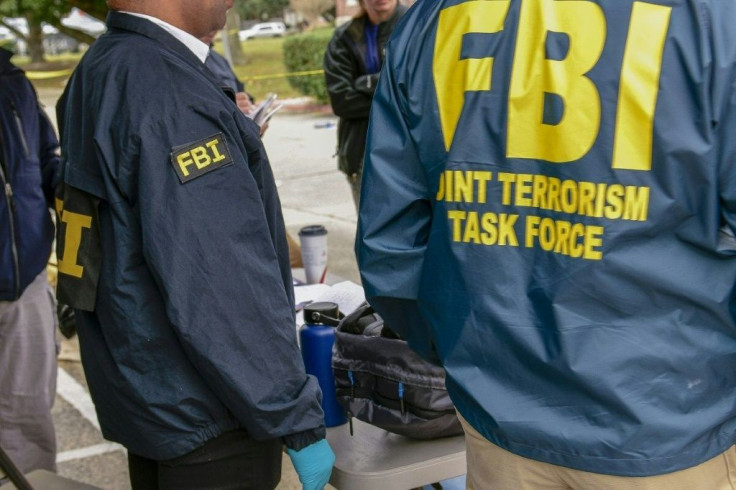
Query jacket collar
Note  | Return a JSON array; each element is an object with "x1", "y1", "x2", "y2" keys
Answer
[
  {"x1": 105, "y1": 10, "x2": 204, "y2": 69},
  {"x1": 103, "y1": 11, "x2": 233, "y2": 101}
]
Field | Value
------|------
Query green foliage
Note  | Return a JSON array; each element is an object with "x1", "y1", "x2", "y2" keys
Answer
[
  {"x1": 66, "y1": 0, "x2": 107, "y2": 20},
  {"x1": 0, "y1": 0, "x2": 70, "y2": 24},
  {"x1": 236, "y1": 0, "x2": 289, "y2": 23},
  {"x1": 282, "y1": 29, "x2": 333, "y2": 103},
  {"x1": 217, "y1": 37, "x2": 299, "y2": 101}
]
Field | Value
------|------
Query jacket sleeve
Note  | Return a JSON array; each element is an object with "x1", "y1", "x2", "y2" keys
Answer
[
  {"x1": 715, "y1": 7, "x2": 736, "y2": 238},
  {"x1": 37, "y1": 106, "x2": 60, "y2": 207},
  {"x1": 25, "y1": 74, "x2": 59, "y2": 207},
  {"x1": 355, "y1": 46, "x2": 439, "y2": 362},
  {"x1": 132, "y1": 114, "x2": 325, "y2": 449},
  {"x1": 324, "y1": 34, "x2": 374, "y2": 120}
]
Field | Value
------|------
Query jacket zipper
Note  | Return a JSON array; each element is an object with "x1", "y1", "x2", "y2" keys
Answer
[
  {"x1": 0, "y1": 126, "x2": 21, "y2": 299},
  {"x1": 10, "y1": 102, "x2": 30, "y2": 158}
]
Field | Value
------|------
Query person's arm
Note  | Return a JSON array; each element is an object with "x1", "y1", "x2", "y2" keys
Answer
[
  {"x1": 235, "y1": 91, "x2": 256, "y2": 115},
  {"x1": 31, "y1": 82, "x2": 59, "y2": 207},
  {"x1": 355, "y1": 44, "x2": 439, "y2": 362},
  {"x1": 716, "y1": 6, "x2": 736, "y2": 237},
  {"x1": 133, "y1": 112, "x2": 326, "y2": 448},
  {"x1": 324, "y1": 34, "x2": 374, "y2": 120}
]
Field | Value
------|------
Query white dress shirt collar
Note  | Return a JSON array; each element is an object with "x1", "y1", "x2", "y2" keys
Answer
[{"x1": 122, "y1": 12, "x2": 210, "y2": 63}]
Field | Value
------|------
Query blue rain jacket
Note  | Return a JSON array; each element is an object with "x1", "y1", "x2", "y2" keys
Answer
[
  {"x1": 55, "y1": 12, "x2": 325, "y2": 460},
  {"x1": 0, "y1": 48, "x2": 58, "y2": 300},
  {"x1": 357, "y1": 0, "x2": 736, "y2": 477}
]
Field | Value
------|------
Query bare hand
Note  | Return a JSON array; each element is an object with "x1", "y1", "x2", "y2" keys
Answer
[{"x1": 235, "y1": 92, "x2": 255, "y2": 116}]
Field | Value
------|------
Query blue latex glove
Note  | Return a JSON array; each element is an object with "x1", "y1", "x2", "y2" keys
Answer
[{"x1": 287, "y1": 439, "x2": 335, "y2": 490}]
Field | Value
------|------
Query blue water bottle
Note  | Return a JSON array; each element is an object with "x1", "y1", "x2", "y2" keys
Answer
[{"x1": 300, "y1": 302, "x2": 347, "y2": 427}]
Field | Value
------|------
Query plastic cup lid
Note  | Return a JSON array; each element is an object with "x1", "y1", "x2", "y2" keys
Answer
[{"x1": 299, "y1": 225, "x2": 327, "y2": 236}]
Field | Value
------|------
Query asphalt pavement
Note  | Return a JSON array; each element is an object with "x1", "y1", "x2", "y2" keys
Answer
[{"x1": 38, "y1": 85, "x2": 355, "y2": 489}]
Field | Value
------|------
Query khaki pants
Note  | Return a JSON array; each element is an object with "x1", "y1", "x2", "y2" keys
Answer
[
  {"x1": 459, "y1": 414, "x2": 736, "y2": 490},
  {"x1": 0, "y1": 271, "x2": 58, "y2": 473}
]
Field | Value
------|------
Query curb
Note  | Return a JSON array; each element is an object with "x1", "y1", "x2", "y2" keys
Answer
[{"x1": 279, "y1": 97, "x2": 334, "y2": 115}]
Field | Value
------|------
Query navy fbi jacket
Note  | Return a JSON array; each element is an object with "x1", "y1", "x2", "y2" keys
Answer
[
  {"x1": 358, "y1": 0, "x2": 736, "y2": 477},
  {"x1": 55, "y1": 12, "x2": 325, "y2": 459},
  {"x1": 0, "y1": 48, "x2": 59, "y2": 301}
]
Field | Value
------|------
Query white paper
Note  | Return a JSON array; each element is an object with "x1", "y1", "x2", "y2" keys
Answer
[
  {"x1": 292, "y1": 280, "x2": 365, "y2": 327},
  {"x1": 293, "y1": 283, "x2": 331, "y2": 309},
  {"x1": 248, "y1": 93, "x2": 278, "y2": 127},
  {"x1": 313, "y1": 281, "x2": 366, "y2": 316}
]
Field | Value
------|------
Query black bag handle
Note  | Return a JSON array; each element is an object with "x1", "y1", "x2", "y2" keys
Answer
[
  {"x1": 0, "y1": 445, "x2": 34, "y2": 490},
  {"x1": 337, "y1": 302, "x2": 403, "y2": 339},
  {"x1": 337, "y1": 302, "x2": 374, "y2": 334}
]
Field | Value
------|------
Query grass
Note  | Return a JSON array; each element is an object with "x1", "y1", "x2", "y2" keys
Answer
[
  {"x1": 219, "y1": 37, "x2": 300, "y2": 100},
  {"x1": 213, "y1": 31, "x2": 334, "y2": 102},
  {"x1": 17, "y1": 31, "x2": 334, "y2": 102},
  {"x1": 14, "y1": 52, "x2": 79, "y2": 91}
]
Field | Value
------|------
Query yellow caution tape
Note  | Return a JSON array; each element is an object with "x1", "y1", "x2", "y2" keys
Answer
[
  {"x1": 26, "y1": 68, "x2": 74, "y2": 80},
  {"x1": 23, "y1": 66, "x2": 322, "y2": 83},
  {"x1": 243, "y1": 69, "x2": 324, "y2": 82}
]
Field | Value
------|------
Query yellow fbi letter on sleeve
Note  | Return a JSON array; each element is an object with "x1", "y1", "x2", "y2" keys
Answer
[{"x1": 170, "y1": 132, "x2": 233, "y2": 183}]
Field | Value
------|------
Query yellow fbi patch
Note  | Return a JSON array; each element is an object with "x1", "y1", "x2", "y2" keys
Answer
[{"x1": 170, "y1": 132, "x2": 233, "y2": 183}]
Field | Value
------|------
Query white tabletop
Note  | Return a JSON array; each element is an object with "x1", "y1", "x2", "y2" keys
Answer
[{"x1": 327, "y1": 419, "x2": 466, "y2": 490}]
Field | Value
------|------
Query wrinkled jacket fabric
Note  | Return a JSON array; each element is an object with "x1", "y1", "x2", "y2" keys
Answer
[
  {"x1": 357, "y1": 0, "x2": 736, "y2": 477},
  {"x1": 55, "y1": 12, "x2": 325, "y2": 460},
  {"x1": 0, "y1": 48, "x2": 58, "y2": 300},
  {"x1": 323, "y1": 6, "x2": 407, "y2": 177}
]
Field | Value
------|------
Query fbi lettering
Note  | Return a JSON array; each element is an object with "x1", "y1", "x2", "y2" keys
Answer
[{"x1": 170, "y1": 133, "x2": 233, "y2": 183}]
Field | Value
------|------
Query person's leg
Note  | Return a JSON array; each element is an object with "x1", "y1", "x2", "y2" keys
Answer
[
  {"x1": 347, "y1": 168, "x2": 363, "y2": 211},
  {"x1": 0, "y1": 271, "x2": 58, "y2": 473},
  {"x1": 128, "y1": 452, "x2": 159, "y2": 490},
  {"x1": 158, "y1": 430, "x2": 282, "y2": 490},
  {"x1": 458, "y1": 414, "x2": 571, "y2": 490},
  {"x1": 561, "y1": 444, "x2": 736, "y2": 490}
]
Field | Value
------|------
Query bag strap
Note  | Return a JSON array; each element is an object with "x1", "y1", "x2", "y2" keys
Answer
[
  {"x1": 0, "y1": 445, "x2": 34, "y2": 490},
  {"x1": 337, "y1": 302, "x2": 374, "y2": 334}
]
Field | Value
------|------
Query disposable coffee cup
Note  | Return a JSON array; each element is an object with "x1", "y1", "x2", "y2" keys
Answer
[{"x1": 298, "y1": 225, "x2": 328, "y2": 284}]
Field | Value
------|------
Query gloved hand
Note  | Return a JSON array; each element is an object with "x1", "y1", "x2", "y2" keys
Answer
[
  {"x1": 287, "y1": 438, "x2": 335, "y2": 490},
  {"x1": 57, "y1": 303, "x2": 77, "y2": 339},
  {"x1": 354, "y1": 73, "x2": 380, "y2": 95}
]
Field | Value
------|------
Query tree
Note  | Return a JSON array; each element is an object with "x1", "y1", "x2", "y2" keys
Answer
[
  {"x1": 64, "y1": 0, "x2": 106, "y2": 20},
  {"x1": 223, "y1": 8, "x2": 246, "y2": 65},
  {"x1": 237, "y1": 0, "x2": 289, "y2": 22},
  {"x1": 289, "y1": 0, "x2": 333, "y2": 25},
  {"x1": 51, "y1": 0, "x2": 107, "y2": 44},
  {"x1": 0, "y1": 0, "x2": 63, "y2": 62},
  {"x1": 0, "y1": 0, "x2": 105, "y2": 62}
]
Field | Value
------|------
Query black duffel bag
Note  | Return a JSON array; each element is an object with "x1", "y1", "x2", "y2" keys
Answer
[{"x1": 331, "y1": 302, "x2": 462, "y2": 439}]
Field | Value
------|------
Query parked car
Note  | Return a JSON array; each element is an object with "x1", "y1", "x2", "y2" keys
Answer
[{"x1": 239, "y1": 22, "x2": 286, "y2": 41}]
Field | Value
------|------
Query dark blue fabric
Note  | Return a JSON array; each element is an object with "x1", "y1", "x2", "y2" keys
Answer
[
  {"x1": 0, "y1": 48, "x2": 58, "y2": 300},
  {"x1": 205, "y1": 50, "x2": 245, "y2": 93},
  {"x1": 364, "y1": 23, "x2": 380, "y2": 74},
  {"x1": 358, "y1": 0, "x2": 736, "y2": 477},
  {"x1": 56, "y1": 11, "x2": 325, "y2": 460}
]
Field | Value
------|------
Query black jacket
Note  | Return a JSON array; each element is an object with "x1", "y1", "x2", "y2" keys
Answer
[
  {"x1": 324, "y1": 6, "x2": 407, "y2": 177},
  {"x1": 0, "y1": 48, "x2": 59, "y2": 300},
  {"x1": 55, "y1": 12, "x2": 325, "y2": 460}
]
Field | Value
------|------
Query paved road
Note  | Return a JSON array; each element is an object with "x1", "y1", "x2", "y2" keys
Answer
[{"x1": 38, "y1": 85, "x2": 355, "y2": 489}]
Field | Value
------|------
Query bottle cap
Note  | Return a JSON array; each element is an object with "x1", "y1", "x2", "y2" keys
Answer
[{"x1": 303, "y1": 301, "x2": 340, "y2": 325}]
